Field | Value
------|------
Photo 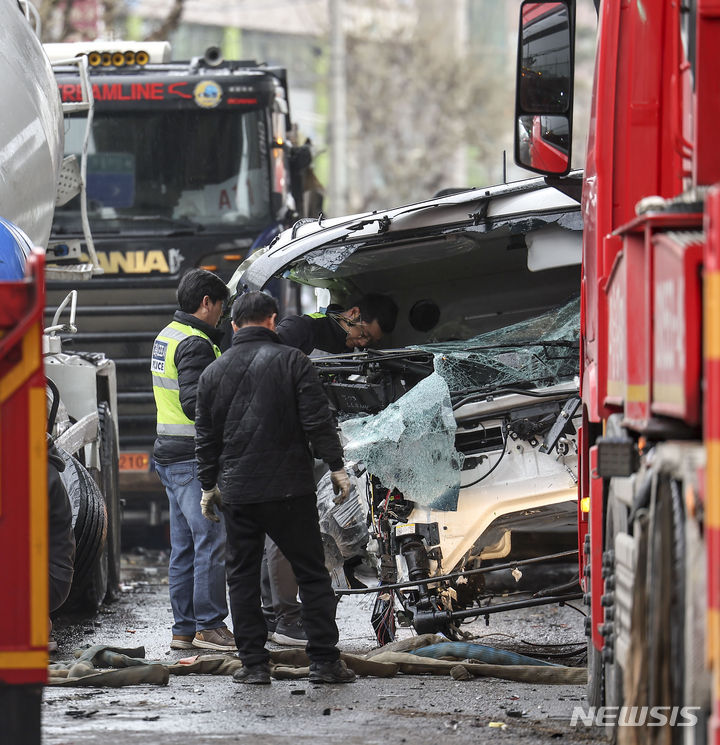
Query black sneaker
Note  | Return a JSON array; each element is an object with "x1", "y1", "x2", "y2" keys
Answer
[
  {"x1": 308, "y1": 659, "x2": 356, "y2": 684},
  {"x1": 233, "y1": 663, "x2": 271, "y2": 685},
  {"x1": 271, "y1": 619, "x2": 307, "y2": 647}
]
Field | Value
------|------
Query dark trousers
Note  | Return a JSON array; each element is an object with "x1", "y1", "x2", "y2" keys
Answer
[
  {"x1": 224, "y1": 493, "x2": 340, "y2": 667},
  {"x1": 261, "y1": 537, "x2": 301, "y2": 626}
]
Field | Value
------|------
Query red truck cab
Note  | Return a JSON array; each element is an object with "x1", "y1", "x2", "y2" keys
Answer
[{"x1": 515, "y1": 0, "x2": 720, "y2": 739}]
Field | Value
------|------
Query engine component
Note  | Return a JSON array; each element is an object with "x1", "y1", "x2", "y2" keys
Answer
[{"x1": 399, "y1": 537, "x2": 431, "y2": 585}]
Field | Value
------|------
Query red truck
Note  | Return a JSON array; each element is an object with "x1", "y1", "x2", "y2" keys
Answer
[{"x1": 516, "y1": 0, "x2": 720, "y2": 739}]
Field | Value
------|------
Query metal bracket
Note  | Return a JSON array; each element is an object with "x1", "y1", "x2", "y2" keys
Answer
[
  {"x1": 53, "y1": 410, "x2": 99, "y2": 455},
  {"x1": 540, "y1": 396, "x2": 581, "y2": 454}
]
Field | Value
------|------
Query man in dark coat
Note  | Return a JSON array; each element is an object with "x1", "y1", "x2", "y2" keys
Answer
[
  {"x1": 195, "y1": 291, "x2": 355, "y2": 685},
  {"x1": 260, "y1": 292, "x2": 397, "y2": 644}
]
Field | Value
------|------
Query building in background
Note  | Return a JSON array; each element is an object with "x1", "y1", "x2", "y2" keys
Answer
[{"x1": 37, "y1": 0, "x2": 595, "y2": 216}]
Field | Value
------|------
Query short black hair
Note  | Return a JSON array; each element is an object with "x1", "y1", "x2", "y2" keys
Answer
[
  {"x1": 232, "y1": 291, "x2": 278, "y2": 325},
  {"x1": 351, "y1": 293, "x2": 399, "y2": 334},
  {"x1": 177, "y1": 269, "x2": 229, "y2": 313}
]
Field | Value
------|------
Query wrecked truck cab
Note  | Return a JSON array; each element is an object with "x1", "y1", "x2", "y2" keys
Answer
[{"x1": 228, "y1": 175, "x2": 583, "y2": 641}]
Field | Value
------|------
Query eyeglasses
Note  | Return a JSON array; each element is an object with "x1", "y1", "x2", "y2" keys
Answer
[{"x1": 345, "y1": 318, "x2": 376, "y2": 343}]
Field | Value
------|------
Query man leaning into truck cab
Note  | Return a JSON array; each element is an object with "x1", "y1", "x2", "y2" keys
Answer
[
  {"x1": 151, "y1": 268, "x2": 236, "y2": 652},
  {"x1": 276, "y1": 293, "x2": 398, "y2": 355}
]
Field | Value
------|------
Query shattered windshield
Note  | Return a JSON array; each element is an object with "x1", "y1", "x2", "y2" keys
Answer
[
  {"x1": 339, "y1": 298, "x2": 579, "y2": 508},
  {"x1": 342, "y1": 372, "x2": 462, "y2": 510},
  {"x1": 418, "y1": 296, "x2": 579, "y2": 397}
]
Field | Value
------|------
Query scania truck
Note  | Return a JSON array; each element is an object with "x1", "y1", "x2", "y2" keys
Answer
[{"x1": 43, "y1": 42, "x2": 313, "y2": 528}]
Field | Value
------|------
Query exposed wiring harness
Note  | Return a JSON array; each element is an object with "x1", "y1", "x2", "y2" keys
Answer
[{"x1": 459, "y1": 428, "x2": 508, "y2": 489}]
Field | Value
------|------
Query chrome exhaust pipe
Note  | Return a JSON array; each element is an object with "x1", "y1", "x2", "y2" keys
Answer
[{"x1": 203, "y1": 46, "x2": 223, "y2": 67}]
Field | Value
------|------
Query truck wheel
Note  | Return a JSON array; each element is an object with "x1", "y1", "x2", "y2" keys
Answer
[
  {"x1": 585, "y1": 498, "x2": 626, "y2": 714},
  {"x1": 586, "y1": 639, "x2": 604, "y2": 708},
  {"x1": 98, "y1": 402, "x2": 121, "y2": 601},
  {"x1": 58, "y1": 448, "x2": 108, "y2": 614},
  {"x1": 646, "y1": 475, "x2": 685, "y2": 734},
  {"x1": 623, "y1": 473, "x2": 684, "y2": 742},
  {"x1": 590, "y1": 414, "x2": 628, "y2": 718}
]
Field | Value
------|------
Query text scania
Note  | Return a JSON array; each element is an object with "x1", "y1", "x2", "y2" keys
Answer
[
  {"x1": 570, "y1": 706, "x2": 700, "y2": 727},
  {"x1": 84, "y1": 250, "x2": 170, "y2": 274}
]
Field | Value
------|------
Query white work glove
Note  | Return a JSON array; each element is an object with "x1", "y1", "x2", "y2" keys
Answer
[
  {"x1": 330, "y1": 469, "x2": 351, "y2": 506},
  {"x1": 201, "y1": 486, "x2": 223, "y2": 522}
]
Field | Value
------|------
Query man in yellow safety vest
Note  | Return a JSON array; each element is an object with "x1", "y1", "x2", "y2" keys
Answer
[{"x1": 152, "y1": 268, "x2": 235, "y2": 652}]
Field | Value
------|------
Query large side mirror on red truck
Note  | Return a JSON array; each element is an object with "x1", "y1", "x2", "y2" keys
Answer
[{"x1": 514, "y1": 0, "x2": 575, "y2": 176}]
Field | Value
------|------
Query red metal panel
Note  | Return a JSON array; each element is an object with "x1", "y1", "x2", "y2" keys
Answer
[
  {"x1": 709, "y1": 360, "x2": 720, "y2": 443},
  {"x1": 623, "y1": 230, "x2": 650, "y2": 428},
  {"x1": 584, "y1": 0, "x2": 683, "y2": 425},
  {"x1": 580, "y1": 0, "x2": 620, "y2": 426},
  {"x1": 577, "y1": 413, "x2": 589, "y2": 593},
  {"x1": 0, "y1": 251, "x2": 47, "y2": 686},
  {"x1": 0, "y1": 387, "x2": 32, "y2": 636},
  {"x1": 604, "y1": 247, "x2": 626, "y2": 409},
  {"x1": 652, "y1": 233, "x2": 703, "y2": 424},
  {"x1": 694, "y1": 0, "x2": 720, "y2": 187}
]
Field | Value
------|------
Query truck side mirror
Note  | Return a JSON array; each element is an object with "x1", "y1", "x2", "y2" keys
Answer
[{"x1": 514, "y1": 1, "x2": 575, "y2": 176}]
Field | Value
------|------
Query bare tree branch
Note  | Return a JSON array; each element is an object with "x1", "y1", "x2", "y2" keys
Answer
[
  {"x1": 102, "y1": 0, "x2": 125, "y2": 36},
  {"x1": 37, "y1": 0, "x2": 63, "y2": 40},
  {"x1": 343, "y1": 0, "x2": 506, "y2": 213},
  {"x1": 144, "y1": 0, "x2": 185, "y2": 41},
  {"x1": 36, "y1": 0, "x2": 184, "y2": 42}
]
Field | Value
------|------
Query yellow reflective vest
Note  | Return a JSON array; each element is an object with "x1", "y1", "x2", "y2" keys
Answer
[{"x1": 151, "y1": 321, "x2": 221, "y2": 437}]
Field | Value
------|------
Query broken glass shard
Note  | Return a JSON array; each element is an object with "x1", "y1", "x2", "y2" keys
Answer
[{"x1": 341, "y1": 372, "x2": 463, "y2": 509}]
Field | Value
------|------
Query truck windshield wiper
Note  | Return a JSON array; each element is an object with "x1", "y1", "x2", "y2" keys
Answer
[
  {"x1": 442, "y1": 339, "x2": 579, "y2": 353},
  {"x1": 51, "y1": 214, "x2": 207, "y2": 236},
  {"x1": 129, "y1": 215, "x2": 206, "y2": 234}
]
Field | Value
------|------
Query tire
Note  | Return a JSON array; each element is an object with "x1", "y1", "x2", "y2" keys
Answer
[
  {"x1": 587, "y1": 638, "x2": 604, "y2": 708},
  {"x1": 587, "y1": 414, "x2": 626, "y2": 718},
  {"x1": 57, "y1": 448, "x2": 108, "y2": 614},
  {"x1": 646, "y1": 475, "x2": 685, "y2": 745},
  {"x1": 623, "y1": 473, "x2": 685, "y2": 745},
  {"x1": 98, "y1": 402, "x2": 121, "y2": 601}
]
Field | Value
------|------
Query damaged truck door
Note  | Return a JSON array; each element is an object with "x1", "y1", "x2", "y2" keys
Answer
[{"x1": 229, "y1": 176, "x2": 583, "y2": 643}]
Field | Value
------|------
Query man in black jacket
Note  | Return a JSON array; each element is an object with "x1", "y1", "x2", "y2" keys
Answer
[
  {"x1": 276, "y1": 293, "x2": 398, "y2": 355},
  {"x1": 195, "y1": 291, "x2": 356, "y2": 685},
  {"x1": 152, "y1": 269, "x2": 235, "y2": 652}
]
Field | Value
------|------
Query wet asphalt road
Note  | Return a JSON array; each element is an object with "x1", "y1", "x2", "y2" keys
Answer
[{"x1": 43, "y1": 552, "x2": 602, "y2": 745}]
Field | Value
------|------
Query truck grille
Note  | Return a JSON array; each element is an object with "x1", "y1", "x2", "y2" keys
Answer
[{"x1": 46, "y1": 279, "x2": 177, "y2": 450}]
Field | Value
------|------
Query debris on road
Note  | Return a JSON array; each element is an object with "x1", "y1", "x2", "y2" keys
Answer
[{"x1": 47, "y1": 635, "x2": 586, "y2": 688}]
